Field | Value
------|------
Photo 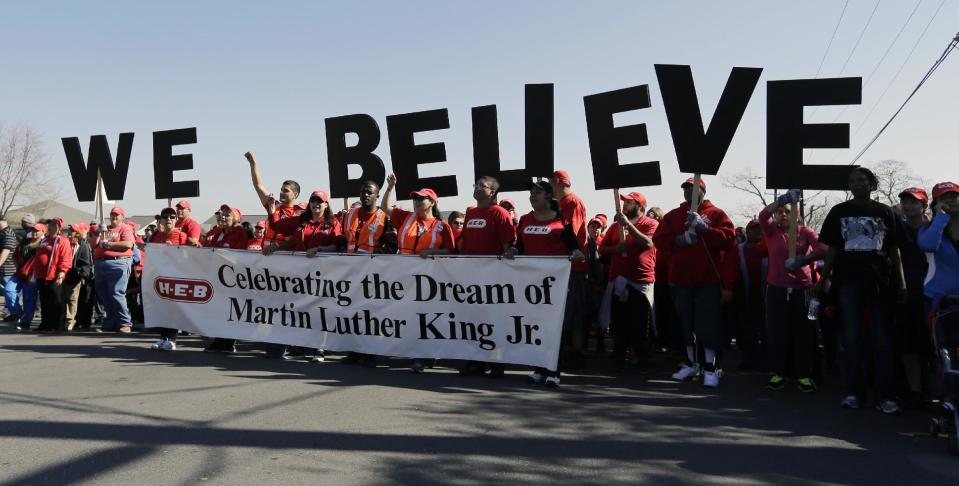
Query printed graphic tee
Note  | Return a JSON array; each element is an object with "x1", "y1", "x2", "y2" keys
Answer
[{"x1": 819, "y1": 199, "x2": 900, "y2": 286}]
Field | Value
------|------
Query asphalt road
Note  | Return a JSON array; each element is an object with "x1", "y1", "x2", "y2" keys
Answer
[{"x1": 1, "y1": 326, "x2": 958, "y2": 485}]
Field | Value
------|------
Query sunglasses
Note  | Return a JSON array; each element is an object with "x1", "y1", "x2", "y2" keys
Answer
[
  {"x1": 413, "y1": 196, "x2": 432, "y2": 202},
  {"x1": 309, "y1": 197, "x2": 326, "y2": 204},
  {"x1": 161, "y1": 214, "x2": 177, "y2": 220}
]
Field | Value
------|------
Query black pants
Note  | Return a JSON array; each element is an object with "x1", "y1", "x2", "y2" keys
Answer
[
  {"x1": 611, "y1": 285, "x2": 651, "y2": 361},
  {"x1": 766, "y1": 285, "x2": 815, "y2": 378},
  {"x1": 37, "y1": 280, "x2": 65, "y2": 331},
  {"x1": 75, "y1": 278, "x2": 95, "y2": 328},
  {"x1": 158, "y1": 328, "x2": 178, "y2": 341}
]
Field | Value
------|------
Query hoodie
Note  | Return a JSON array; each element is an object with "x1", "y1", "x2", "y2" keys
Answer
[{"x1": 652, "y1": 200, "x2": 736, "y2": 287}]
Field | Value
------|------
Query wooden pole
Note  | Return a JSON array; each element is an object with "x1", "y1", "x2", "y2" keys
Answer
[
  {"x1": 343, "y1": 197, "x2": 349, "y2": 211},
  {"x1": 96, "y1": 170, "x2": 105, "y2": 225},
  {"x1": 613, "y1": 188, "x2": 627, "y2": 256},
  {"x1": 686, "y1": 173, "x2": 703, "y2": 236}
]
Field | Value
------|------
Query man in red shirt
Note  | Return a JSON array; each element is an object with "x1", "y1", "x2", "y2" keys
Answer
[
  {"x1": 599, "y1": 192, "x2": 658, "y2": 370},
  {"x1": 244, "y1": 151, "x2": 308, "y2": 249},
  {"x1": 93, "y1": 207, "x2": 136, "y2": 333},
  {"x1": 459, "y1": 176, "x2": 516, "y2": 377},
  {"x1": 652, "y1": 178, "x2": 736, "y2": 388},
  {"x1": 550, "y1": 170, "x2": 590, "y2": 368},
  {"x1": 174, "y1": 200, "x2": 203, "y2": 246}
]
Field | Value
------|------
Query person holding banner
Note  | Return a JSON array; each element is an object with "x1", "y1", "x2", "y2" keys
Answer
[
  {"x1": 504, "y1": 180, "x2": 585, "y2": 386},
  {"x1": 93, "y1": 208, "x2": 136, "y2": 334},
  {"x1": 550, "y1": 170, "x2": 590, "y2": 369},
  {"x1": 381, "y1": 174, "x2": 456, "y2": 373},
  {"x1": 816, "y1": 167, "x2": 906, "y2": 414},
  {"x1": 246, "y1": 221, "x2": 267, "y2": 251},
  {"x1": 459, "y1": 176, "x2": 516, "y2": 377},
  {"x1": 245, "y1": 151, "x2": 308, "y2": 249},
  {"x1": 34, "y1": 218, "x2": 73, "y2": 333},
  {"x1": 653, "y1": 178, "x2": 736, "y2": 388},
  {"x1": 262, "y1": 190, "x2": 343, "y2": 362},
  {"x1": 204, "y1": 204, "x2": 250, "y2": 353},
  {"x1": 340, "y1": 181, "x2": 390, "y2": 366},
  {"x1": 173, "y1": 200, "x2": 203, "y2": 246},
  {"x1": 758, "y1": 190, "x2": 826, "y2": 393},
  {"x1": 148, "y1": 207, "x2": 189, "y2": 351},
  {"x1": 599, "y1": 192, "x2": 658, "y2": 371}
]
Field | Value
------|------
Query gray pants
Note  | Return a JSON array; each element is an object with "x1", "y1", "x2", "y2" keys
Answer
[{"x1": 670, "y1": 284, "x2": 722, "y2": 350}]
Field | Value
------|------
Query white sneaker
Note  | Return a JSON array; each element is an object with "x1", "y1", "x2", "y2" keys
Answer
[
  {"x1": 703, "y1": 370, "x2": 720, "y2": 388},
  {"x1": 672, "y1": 363, "x2": 701, "y2": 381},
  {"x1": 545, "y1": 375, "x2": 560, "y2": 388},
  {"x1": 157, "y1": 340, "x2": 176, "y2": 351},
  {"x1": 528, "y1": 371, "x2": 547, "y2": 384},
  {"x1": 150, "y1": 339, "x2": 166, "y2": 350}
]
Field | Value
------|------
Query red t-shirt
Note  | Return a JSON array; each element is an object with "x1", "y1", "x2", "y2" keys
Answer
[
  {"x1": 175, "y1": 217, "x2": 202, "y2": 242},
  {"x1": 517, "y1": 212, "x2": 569, "y2": 256},
  {"x1": 33, "y1": 235, "x2": 73, "y2": 281},
  {"x1": 559, "y1": 193, "x2": 588, "y2": 273},
  {"x1": 459, "y1": 205, "x2": 516, "y2": 256},
  {"x1": 601, "y1": 216, "x2": 658, "y2": 283},
  {"x1": 265, "y1": 203, "x2": 308, "y2": 245},
  {"x1": 93, "y1": 223, "x2": 135, "y2": 260},
  {"x1": 246, "y1": 238, "x2": 264, "y2": 251},
  {"x1": 208, "y1": 225, "x2": 249, "y2": 249},
  {"x1": 149, "y1": 229, "x2": 189, "y2": 246},
  {"x1": 290, "y1": 218, "x2": 342, "y2": 252}
]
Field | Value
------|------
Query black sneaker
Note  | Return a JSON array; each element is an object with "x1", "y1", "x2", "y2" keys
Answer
[
  {"x1": 459, "y1": 361, "x2": 486, "y2": 376},
  {"x1": 3, "y1": 314, "x2": 21, "y2": 322},
  {"x1": 487, "y1": 363, "x2": 505, "y2": 379}
]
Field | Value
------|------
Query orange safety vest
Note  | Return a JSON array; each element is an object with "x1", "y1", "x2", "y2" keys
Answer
[
  {"x1": 396, "y1": 213, "x2": 445, "y2": 255},
  {"x1": 345, "y1": 207, "x2": 386, "y2": 253}
]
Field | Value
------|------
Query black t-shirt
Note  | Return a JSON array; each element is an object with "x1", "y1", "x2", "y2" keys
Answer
[
  {"x1": 897, "y1": 220, "x2": 928, "y2": 293},
  {"x1": 819, "y1": 199, "x2": 899, "y2": 285}
]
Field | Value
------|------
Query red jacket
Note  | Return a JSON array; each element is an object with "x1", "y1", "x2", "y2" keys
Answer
[
  {"x1": 207, "y1": 225, "x2": 249, "y2": 249},
  {"x1": 652, "y1": 200, "x2": 736, "y2": 287},
  {"x1": 33, "y1": 235, "x2": 74, "y2": 282}
]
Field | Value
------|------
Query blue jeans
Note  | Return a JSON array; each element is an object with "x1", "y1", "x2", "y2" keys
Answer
[
  {"x1": 94, "y1": 258, "x2": 132, "y2": 330},
  {"x1": 838, "y1": 281, "x2": 895, "y2": 402},
  {"x1": 2, "y1": 275, "x2": 19, "y2": 316},
  {"x1": 5, "y1": 275, "x2": 38, "y2": 326}
]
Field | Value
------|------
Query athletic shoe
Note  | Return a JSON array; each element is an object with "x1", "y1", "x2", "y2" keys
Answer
[
  {"x1": 703, "y1": 370, "x2": 720, "y2": 388},
  {"x1": 3, "y1": 314, "x2": 21, "y2": 322},
  {"x1": 459, "y1": 361, "x2": 486, "y2": 376},
  {"x1": 309, "y1": 351, "x2": 326, "y2": 363},
  {"x1": 877, "y1": 400, "x2": 902, "y2": 415},
  {"x1": 158, "y1": 340, "x2": 176, "y2": 351},
  {"x1": 545, "y1": 375, "x2": 560, "y2": 388},
  {"x1": 528, "y1": 371, "x2": 547, "y2": 384},
  {"x1": 672, "y1": 363, "x2": 700, "y2": 381},
  {"x1": 411, "y1": 359, "x2": 427, "y2": 374},
  {"x1": 766, "y1": 375, "x2": 785, "y2": 391},
  {"x1": 797, "y1": 377, "x2": 817, "y2": 393},
  {"x1": 841, "y1": 395, "x2": 861, "y2": 409},
  {"x1": 150, "y1": 339, "x2": 166, "y2": 350},
  {"x1": 487, "y1": 363, "x2": 505, "y2": 379}
]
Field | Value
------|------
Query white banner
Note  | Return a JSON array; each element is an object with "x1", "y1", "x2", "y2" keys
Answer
[{"x1": 142, "y1": 244, "x2": 571, "y2": 369}]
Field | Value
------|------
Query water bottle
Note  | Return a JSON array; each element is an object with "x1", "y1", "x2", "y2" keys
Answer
[{"x1": 807, "y1": 297, "x2": 821, "y2": 321}]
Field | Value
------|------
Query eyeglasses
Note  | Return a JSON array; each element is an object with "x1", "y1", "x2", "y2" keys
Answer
[
  {"x1": 161, "y1": 215, "x2": 177, "y2": 220},
  {"x1": 451, "y1": 221, "x2": 464, "y2": 226}
]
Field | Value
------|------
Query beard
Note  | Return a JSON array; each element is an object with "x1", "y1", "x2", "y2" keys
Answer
[{"x1": 624, "y1": 206, "x2": 641, "y2": 219}]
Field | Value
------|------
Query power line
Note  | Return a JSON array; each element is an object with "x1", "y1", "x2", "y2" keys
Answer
[
  {"x1": 824, "y1": 0, "x2": 948, "y2": 166},
  {"x1": 836, "y1": 0, "x2": 883, "y2": 76},
  {"x1": 848, "y1": 31, "x2": 959, "y2": 166},
  {"x1": 813, "y1": 0, "x2": 850, "y2": 78},
  {"x1": 823, "y1": 0, "x2": 924, "y2": 125}
]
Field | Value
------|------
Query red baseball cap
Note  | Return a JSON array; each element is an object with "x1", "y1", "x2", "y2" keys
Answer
[
  {"x1": 499, "y1": 198, "x2": 516, "y2": 210},
  {"x1": 175, "y1": 200, "x2": 192, "y2": 210},
  {"x1": 110, "y1": 207, "x2": 126, "y2": 216},
  {"x1": 620, "y1": 191, "x2": 648, "y2": 209},
  {"x1": 48, "y1": 217, "x2": 64, "y2": 228},
  {"x1": 551, "y1": 170, "x2": 572, "y2": 187},
  {"x1": 681, "y1": 178, "x2": 707, "y2": 192},
  {"x1": 594, "y1": 213, "x2": 608, "y2": 228},
  {"x1": 309, "y1": 191, "x2": 330, "y2": 203},
  {"x1": 932, "y1": 181, "x2": 959, "y2": 200},
  {"x1": 898, "y1": 187, "x2": 929, "y2": 205},
  {"x1": 255, "y1": 220, "x2": 267, "y2": 229},
  {"x1": 746, "y1": 219, "x2": 761, "y2": 230},
  {"x1": 219, "y1": 204, "x2": 243, "y2": 222},
  {"x1": 410, "y1": 188, "x2": 438, "y2": 202},
  {"x1": 33, "y1": 223, "x2": 48, "y2": 233}
]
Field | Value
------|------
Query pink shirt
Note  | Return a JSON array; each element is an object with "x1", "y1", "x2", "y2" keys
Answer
[{"x1": 758, "y1": 207, "x2": 826, "y2": 288}]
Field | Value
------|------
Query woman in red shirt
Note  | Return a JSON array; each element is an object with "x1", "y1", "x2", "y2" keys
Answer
[
  {"x1": 35, "y1": 218, "x2": 74, "y2": 333},
  {"x1": 205, "y1": 204, "x2": 249, "y2": 353},
  {"x1": 505, "y1": 181, "x2": 585, "y2": 387},
  {"x1": 246, "y1": 221, "x2": 267, "y2": 251}
]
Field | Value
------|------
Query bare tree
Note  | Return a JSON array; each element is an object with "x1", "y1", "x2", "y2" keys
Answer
[
  {"x1": 722, "y1": 168, "x2": 777, "y2": 222},
  {"x1": 868, "y1": 159, "x2": 928, "y2": 207},
  {"x1": 0, "y1": 124, "x2": 57, "y2": 219}
]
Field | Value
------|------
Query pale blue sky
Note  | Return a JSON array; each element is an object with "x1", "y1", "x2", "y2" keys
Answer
[{"x1": 2, "y1": 0, "x2": 957, "y2": 223}]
